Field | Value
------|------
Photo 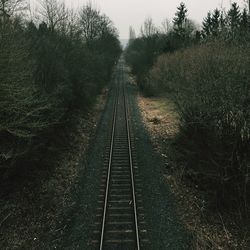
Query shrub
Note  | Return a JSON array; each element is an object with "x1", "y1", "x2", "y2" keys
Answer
[
  {"x1": 0, "y1": 3, "x2": 121, "y2": 170},
  {"x1": 149, "y1": 41, "x2": 250, "y2": 213}
]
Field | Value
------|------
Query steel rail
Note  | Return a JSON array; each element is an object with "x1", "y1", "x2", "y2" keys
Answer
[
  {"x1": 99, "y1": 77, "x2": 119, "y2": 250},
  {"x1": 99, "y1": 63, "x2": 140, "y2": 249},
  {"x1": 122, "y1": 66, "x2": 141, "y2": 250}
]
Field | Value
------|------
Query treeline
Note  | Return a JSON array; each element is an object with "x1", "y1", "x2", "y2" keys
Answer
[
  {"x1": 125, "y1": 2, "x2": 250, "y2": 95},
  {"x1": 0, "y1": 0, "x2": 121, "y2": 170},
  {"x1": 125, "y1": 2, "x2": 250, "y2": 217}
]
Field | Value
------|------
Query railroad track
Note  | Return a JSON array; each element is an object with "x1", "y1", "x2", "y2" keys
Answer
[{"x1": 92, "y1": 60, "x2": 149, "y2": 249}]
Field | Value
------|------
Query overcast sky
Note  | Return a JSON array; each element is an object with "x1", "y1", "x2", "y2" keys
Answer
[{"x1": 31, "y1": 0, "x2": 246, "y2": 39}]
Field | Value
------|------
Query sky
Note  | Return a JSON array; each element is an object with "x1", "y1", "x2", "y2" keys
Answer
[{"x1": 30, "y1": 0, "x2": 247, "y2": 39}]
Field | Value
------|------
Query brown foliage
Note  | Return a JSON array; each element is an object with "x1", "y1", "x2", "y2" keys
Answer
[{"x1": 149, "y1": 41, "x2": 250, "y2": 215}]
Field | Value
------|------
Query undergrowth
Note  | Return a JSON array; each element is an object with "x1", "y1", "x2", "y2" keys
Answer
[{"x1": 148, "y1": 41, "x2": 250, "y2": 218}]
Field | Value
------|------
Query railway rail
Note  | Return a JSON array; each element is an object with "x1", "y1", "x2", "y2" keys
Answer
[{"x1": 92, "y1": 60, "x2": 149, "y2": 249}]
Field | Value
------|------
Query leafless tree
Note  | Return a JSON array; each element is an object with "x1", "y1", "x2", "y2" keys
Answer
[
  {"x1": 38, "y1": 0, "x2": 68, "y2": 32},
  {"x1": 64, "y1": 8, "x2": 79, "y2": 38},
  {"x1": 243, "y1": 0, "x2": 250, "y2": 13},
  {"x1": 79, "y1": 3, "x2": 100, "y2": 41},
  {"x1": 0, "y1": 0, "x2": 27, "y2": 16},
  {"x1": 79, "y1": 2, "x2": 116, "y2": 42},
  {"x1": 140, "y1": 17, "x2": 158, "y2": 37},
  {"x1": 161, "y1": 18, "x2": 172, "y2": 34}
]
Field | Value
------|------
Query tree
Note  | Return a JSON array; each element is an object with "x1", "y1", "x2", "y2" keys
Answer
[
  {"x1": 161, "y1": 18, "x2": 172, "y2": 34},
  {"x1": 240, "y1": 8, "x2": 249, "y2": 32},
  {"x1": 173, "y1": 2, "x2": 188, "y2": 38},
  {"x1": 79, "y1": 3, "x2": 100, "y2": 41},
  {"x1": 184, "y1": 19, "x2": 196, "y2": 37},
  {"x1": 140, "y1": 17, "x2": 158, "y2": 37},
  {"x1": 129, "y1": 26, "x2": 136, "y2": 40},
  {"x1": 211, "y1": 9, "x2": 220, "y2": 36},
  {"x1": 228, "y1": 2, "x2": 241, "y2": 34},
  {"x1": 243, "y1": 0, "x2": 250, "y2": 13},
  {"x1": 219, "y1": 12, "x2": 226, "y2": 32},
  {"x1": 0, "y1": 0, "x2": 26, "y2": 16},
  {"x1": 202, "y1": 9, "x2": 223, "y2": 38},
  {"x1": 0, "y1": 0, "x2": 121, "y2": 168},
  {"x1": 202, "y1": 11, "x2": 212, "y2": 37},
  {"x1": 78, "y1": 3, "x2": 115, "y2": 43},
  {"x1": 38, "y1": 0, "x2": 68, "y2": 32},
  {"x1": 128, "y1": 25, "x2": 136, "y2": 46}
]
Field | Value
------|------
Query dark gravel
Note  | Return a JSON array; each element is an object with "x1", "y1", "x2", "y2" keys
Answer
[
  {"x1": 61, "y1": 84, "x2": 116, "y2": 250},
  {"x1": 127, "y1": 80, "x2": 190, "y2": 249}
]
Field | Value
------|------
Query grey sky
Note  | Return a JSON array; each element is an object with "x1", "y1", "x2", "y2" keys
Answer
[{"x1": 31, "y1": 0, "x2": 246, "y2": 39}]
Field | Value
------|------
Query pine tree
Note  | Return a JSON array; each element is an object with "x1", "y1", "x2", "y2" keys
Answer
[
  {"x1": 211, "y1": 9, "x2": 220, "y2": 36},
  {"x1": 219, "y1": 12, "x2": 226, "y2": 32},
  {"x1": 240, "y1": 8, "x2": 249, "y2": 32},
  {"x1": 202, "y1": 12, "x2": 212, "y2": 38},
  {"x1": 173, "y1": 2, "x2": 188, "y2": 38},
  {"x1": 228, "y1": 2, "x2": 241, "y2": 34}
]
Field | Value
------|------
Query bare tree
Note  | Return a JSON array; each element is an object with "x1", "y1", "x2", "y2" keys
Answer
[
  {"x1": 0, "y1": 0, "x2": 27, "y2": 25},
  {"x1": 79, "y1": 2, "x2": 116, "y2": 42},
  {"x1": 0, "y1": 0, "x2": 26, "y2": 16},
  {"x1": 79, "y1": 3, "x2": 100, "y2": 41},
  {"x1": 161, "y1": 18, "x2": 172, "y2": 34},
  {"x1": 64, "y1": 8, "x2": 79, "y2": 38},
  {"x1": 243, "y1": 0, "x2": 250, "y2": 13},
  {"x1": 140, "y1": 17, "x2": 158, "y2": 37},
  {"x1": 38, "y1": 0, "x2": 68, "y2": 32}
]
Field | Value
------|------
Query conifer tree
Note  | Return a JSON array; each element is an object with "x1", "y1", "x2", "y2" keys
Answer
[
  {"x1": 228, "y1": 2, "x2": 241, "y2": 34},
  {"x1": 202, "y1": 12, "x2": 212, "y2": 38},
  {"x1": 211, "y1": 9, "x2": 220, "y2": 36},
  {"x1": 219, "y1": 12, "x2": 226, "y2": 32},
  {"x1": 173, "y1": 2, "x2": 188, "y2": 38},
  {"x1": 240, "y1": 8, "x2": 249, "y2": 32}
]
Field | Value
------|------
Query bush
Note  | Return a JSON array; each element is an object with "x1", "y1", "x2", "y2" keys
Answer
[
  {"x1": 0, "y1": 25, "x2": 63, "y2": 164},
  {"x1": 149, "y1": 41, "x2": 250, "y2": 213},
  {"x1": 0, "y1": 3, "x2": 121, "y2": 170}
]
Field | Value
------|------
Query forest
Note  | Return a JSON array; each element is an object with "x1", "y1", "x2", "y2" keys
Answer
[
  {"x1": 0, "y1": 0, "x2": 121, "y2": 174},
  {"x1": 125, "y1": 1, "x2": 250, "y2": 245}
]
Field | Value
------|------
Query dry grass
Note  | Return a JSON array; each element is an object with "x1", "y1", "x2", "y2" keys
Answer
[
  {"x1": 138, "y1": 94, "x2": 249, "y2": 249},
  {"x1": 147, "y1": 41, "x2": 250, "y2": 217},
  {"x1": 138, "y1": 95, "x2": 178, "y2": 139}
]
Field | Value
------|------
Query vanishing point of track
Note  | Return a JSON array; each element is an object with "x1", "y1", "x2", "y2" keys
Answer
[{"x1": 92, "y1": 59, "x2": 149, "y2": 249}]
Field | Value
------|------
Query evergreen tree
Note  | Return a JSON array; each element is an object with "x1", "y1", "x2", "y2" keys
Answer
[
  {"x1": 219, "y1": 12, "x2": 226, "y2": 32},
  {"x1": 173, "y1": 2, "x2": 188, "y2": 38},
  {"x1": 202, "y1": 12, "x2": 212, "y2": 38},
  {"x1": 228, "y1": 2, "x2": 241, "y2": 34},
  {"x1": 211, "y1": 9, "x2": 220, "y2": 36},
  {"x1": 240, "y1": 8, "x2": 249, "y2": 32}
]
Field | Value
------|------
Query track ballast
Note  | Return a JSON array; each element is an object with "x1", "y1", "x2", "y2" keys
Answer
[{"x1": 92, "y1": 59, "x2": 149, "y2": 250}]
